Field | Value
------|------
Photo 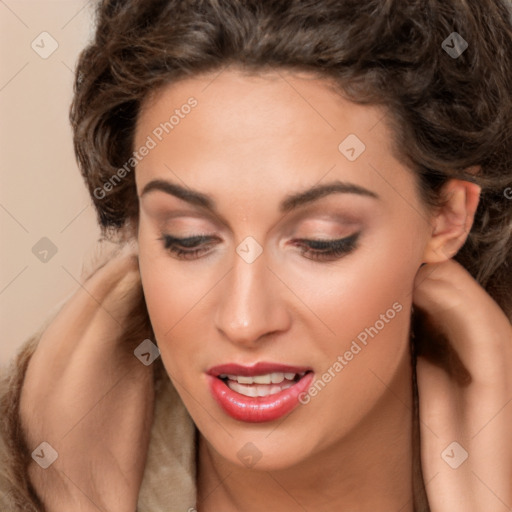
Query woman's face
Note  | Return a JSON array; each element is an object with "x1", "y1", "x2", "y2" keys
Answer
[{"x1": 135, "y1": 68, "x2": 432, "y2": 470}]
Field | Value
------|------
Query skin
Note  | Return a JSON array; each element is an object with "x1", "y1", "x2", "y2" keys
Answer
[
  {"x1": 133, "y1": 67, "x2": 503, "y2": 511},
  {"x1": 415, "y1": 260, "x2": 512, "y2": 511}
]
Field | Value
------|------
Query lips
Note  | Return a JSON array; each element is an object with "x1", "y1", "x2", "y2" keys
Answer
[{"x1": 207, "y1": 362, "x2": 314, "y2": 423}]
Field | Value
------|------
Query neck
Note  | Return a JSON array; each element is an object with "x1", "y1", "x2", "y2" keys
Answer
[{"x1": 197, "y1": 355, "x2": 415, "y2": 512}]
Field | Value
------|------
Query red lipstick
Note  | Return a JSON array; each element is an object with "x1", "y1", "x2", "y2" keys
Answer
[{"x1": 207, "y1": 362, "x2": 314, "y2": 423}]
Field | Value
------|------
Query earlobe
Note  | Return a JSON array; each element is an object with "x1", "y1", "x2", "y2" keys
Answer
[{"x1": 422, "y1": 179, "x2": 481, "y2": 263}]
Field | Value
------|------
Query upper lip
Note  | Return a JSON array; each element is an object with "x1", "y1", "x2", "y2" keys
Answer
[{"x1": 207, "y1": 362, "x2": 313, "y2": 377}]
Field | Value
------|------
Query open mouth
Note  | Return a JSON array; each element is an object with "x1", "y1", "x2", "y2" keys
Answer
[
  {"x1": 218, "y1": 371, "x2": 313, "y2": 398},
  {"x1": 209, "y1": 366, "x2": 316, "y2": 422}
]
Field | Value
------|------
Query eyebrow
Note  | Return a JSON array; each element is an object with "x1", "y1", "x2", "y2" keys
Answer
[{"x1": 140, "y1": 179, "x2": 379, "y2": 214}]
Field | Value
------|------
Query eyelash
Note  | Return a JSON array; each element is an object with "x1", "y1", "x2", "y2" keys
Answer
[
  {"x1": 158, "y1": 233, "x2": 360, "y2": 262},
  {"x1": 292, "y1": 233, "x2": 359, "y2": 261},
  {"x1": 159, "y1": 235, "x2": 217, "y2": 260}
]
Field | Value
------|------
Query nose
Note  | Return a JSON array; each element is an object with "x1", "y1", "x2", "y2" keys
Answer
[{"x1": 214, "y1": 250, "x2": 291, "y2": 348}]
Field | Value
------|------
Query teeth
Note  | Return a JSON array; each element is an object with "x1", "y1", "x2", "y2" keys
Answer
[
  {"x1": 271, "y1": 373, "x2": 285, "y2": 384},
  {"x1": 219, "y1": 371, "x2": 306, "y2": 384},
  {"x1": 252, "y1": 374, "x2": 269, "y2": 384},
  {"x1": 217, "y1": 370, "x2": 310, "y2": 398},
  {"x1": 227, "y1": 380, "x2": 294, "y2": 398},
  {"x1": 237, "y1": 375, "x2": 254, "y2": 384}
]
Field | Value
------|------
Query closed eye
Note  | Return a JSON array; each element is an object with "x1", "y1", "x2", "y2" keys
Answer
[
  {"x1": 291, "y1": 232, "x2": 360, "y2": 261},
  {"x1": 158, "y1": 232, "x2": 360, "y2": 262}
]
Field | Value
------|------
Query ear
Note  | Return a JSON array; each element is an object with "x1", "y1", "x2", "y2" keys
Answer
[{"x1": 422, "y1": 178, "x2": 481, "y2": 263}]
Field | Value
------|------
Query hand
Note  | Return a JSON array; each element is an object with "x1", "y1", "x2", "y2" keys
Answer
[
  {"x1": 19, "y1": 244, "x2": 154, "y2": 512},
  {"x1": 413, "y1": 259, "x2": 512, "y2": 512}
]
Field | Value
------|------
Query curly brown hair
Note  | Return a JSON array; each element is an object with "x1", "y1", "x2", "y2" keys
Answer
[{"x1": 69, "y1": 1, "x2": 512, "y2": 509}]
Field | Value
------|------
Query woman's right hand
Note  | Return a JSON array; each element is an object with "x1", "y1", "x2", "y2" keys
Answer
[{"x1": 19, "y1": 244, "x2": 155, "y2": 512}]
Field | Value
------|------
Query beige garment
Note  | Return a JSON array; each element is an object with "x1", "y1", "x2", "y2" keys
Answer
[{"x1": 0, "y1": 245, "x2": 197, "y2": 511}]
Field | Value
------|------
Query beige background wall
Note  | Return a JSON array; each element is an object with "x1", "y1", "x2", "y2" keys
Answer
[{"x1": 0, "y1": 1, "x2": 101, "y2": 367}]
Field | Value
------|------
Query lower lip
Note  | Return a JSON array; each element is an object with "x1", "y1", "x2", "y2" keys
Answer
[{"x1": 208, "y1": 373, "x2": 315, "y2": 423}]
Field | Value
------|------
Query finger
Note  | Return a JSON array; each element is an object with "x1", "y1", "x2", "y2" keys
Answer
[
  {"x1": 413, "y1": 260, "x2": 512, "y2": 385},
  {"x1": 25, "y1": 245, "x2": 140, "y2": 373}
]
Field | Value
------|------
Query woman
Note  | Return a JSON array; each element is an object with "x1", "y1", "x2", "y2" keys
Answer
[{"x1": 1, "y1": 0, "x2": 511, "y2": 510}]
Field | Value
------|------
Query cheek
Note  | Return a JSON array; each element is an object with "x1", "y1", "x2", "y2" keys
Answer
[
  {"x1": 320, "y1": 256, "x2": 414, "y2": 338},
  {"x1": 285, "y1": 247, "x2": 418, "y2": 426},
  {"x1": 137, "y1": 232, "x2": 225, "y2": 369},
  {"x1": 139, "y1": 258, "x2": 203, "y2": 333},
  {"x1": 293, "y1": 228, "x2": 421, "y2": 381}
]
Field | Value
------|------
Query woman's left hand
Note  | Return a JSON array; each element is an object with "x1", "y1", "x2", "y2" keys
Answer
[{"x1": 413, "y1": 259, "x2": 512, "y2": 512}]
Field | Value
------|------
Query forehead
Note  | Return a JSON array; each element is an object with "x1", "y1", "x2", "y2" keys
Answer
[
  {"x1": 137, "y1": 67, "x2": 387, "y2": 147},
  {"x1": 134, "y1": 68, "x2": 414, "y2": 208}
]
